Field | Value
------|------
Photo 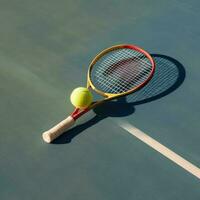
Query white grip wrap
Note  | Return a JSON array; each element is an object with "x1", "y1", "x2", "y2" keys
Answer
[{"x1": 42, "y1": 116, "x2": 75, "y2": 143}]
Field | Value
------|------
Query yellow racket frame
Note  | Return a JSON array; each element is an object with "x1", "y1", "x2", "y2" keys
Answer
[{"x1": 87, "y1": 44, "x2": 155, "y2": 99}]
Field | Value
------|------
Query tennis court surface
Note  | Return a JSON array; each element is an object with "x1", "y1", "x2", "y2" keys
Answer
[{"x1": 0, "y1": 0, "x2": 200, "y2": 199}]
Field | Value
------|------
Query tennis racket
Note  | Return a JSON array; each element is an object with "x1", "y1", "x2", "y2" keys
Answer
[{"x1": 42, "y1": 44, "x2": 155, "y2": 143}]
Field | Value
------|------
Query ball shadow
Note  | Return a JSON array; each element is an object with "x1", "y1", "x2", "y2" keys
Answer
[{"x1": 54, "y1": 54, "x2": 186, "y2": 144}]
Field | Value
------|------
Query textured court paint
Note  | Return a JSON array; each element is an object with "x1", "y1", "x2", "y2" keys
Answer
[
  {"x1": 0, "y1": 0, "x2": 200, "y2": 200},
  {"x1": 118, "y1": 121, "x2": 200, "y2": 179}
]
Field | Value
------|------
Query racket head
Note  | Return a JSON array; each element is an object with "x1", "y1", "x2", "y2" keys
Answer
[{"x1": 87, "y1": 44, "x2": 155, "y2": 98}]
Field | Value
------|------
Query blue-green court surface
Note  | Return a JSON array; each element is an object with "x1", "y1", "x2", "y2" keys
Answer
[{"x1": 0, "y1": 0, "x2": 200, "y2": 199}]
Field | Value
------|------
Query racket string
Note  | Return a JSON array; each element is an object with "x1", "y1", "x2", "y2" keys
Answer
[
  {"x1": 98, "y1": 50, "x2": 151, "y2": 72},
  {"x1": 95, "y1": 53, "x2": 151, "y2": 83},
  {"x1": 104, "y1": 49, "x2": 152, "y2": 67},
  {"x1": 91, "y1": 48, "x2": 153, "y2": 94},
  {"x1": 94, "y1": 65, "x2": 151, "y2": 93},
  {"x1": 96, "y1": 62, "x2": 152, "y2": 80},
  {"x1": 96, "y1": 71, "x2": 150, "y2": 94},
  {"x1": 96, "y1": 62, "x2": 151, "y2": 93},
  {"x1": 95, "y1": 66, "x2": 151, "y2": 93},
  {"x1": 96, "y1": 56, "x2": 150, "y2": 77},
  {"x1": 95, "y1": 69, "x2": 151, "y2": 93}
]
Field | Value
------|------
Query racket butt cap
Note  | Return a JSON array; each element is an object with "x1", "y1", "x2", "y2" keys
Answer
[{"x1": 42, "y1": 132, "x2": 52, "y2": 143}]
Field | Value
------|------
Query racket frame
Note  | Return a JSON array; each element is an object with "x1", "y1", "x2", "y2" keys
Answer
[{"x1": 72, "y1": 44, "x2": 155, "y2": 120}]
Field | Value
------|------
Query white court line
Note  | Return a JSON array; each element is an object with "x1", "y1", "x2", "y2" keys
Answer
[{"x1": 118, "y1": 121, "x2": 200, "y2": 179}]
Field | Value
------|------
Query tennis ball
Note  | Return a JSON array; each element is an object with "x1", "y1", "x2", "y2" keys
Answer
[{"x1": 70, "y1": 87, "x2": 93, "y2": 108}]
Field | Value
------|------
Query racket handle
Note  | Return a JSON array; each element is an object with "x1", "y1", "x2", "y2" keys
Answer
[{"x1": 42, "y1": 116, "x2": 75, "y2": 143}]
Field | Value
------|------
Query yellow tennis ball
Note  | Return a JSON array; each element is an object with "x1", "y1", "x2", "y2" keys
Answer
[{"x1": 70, "y1": 87, "x2": 93, "y2": 108}]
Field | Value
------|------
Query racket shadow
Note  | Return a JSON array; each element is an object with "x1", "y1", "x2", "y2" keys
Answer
[
  {"x1": 54, "y1": 98, "x2": 133, "y2": 144},
  {"x1": 54, "y1": 54, "x2": 186, "y2": 144},
  {"x1": 126, "y1": 54, "x2": 186, "y2": 105}
]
